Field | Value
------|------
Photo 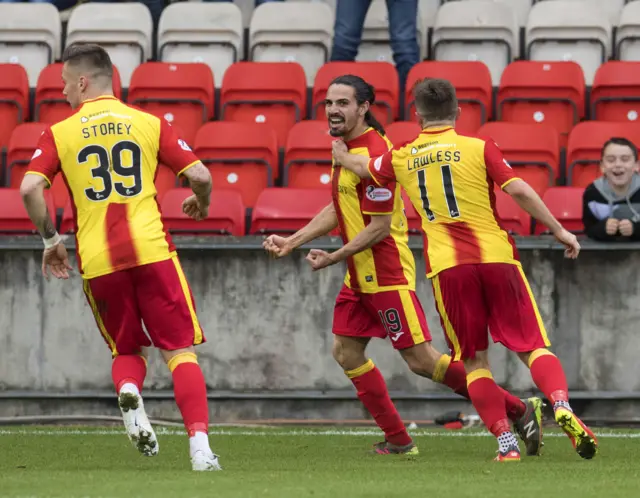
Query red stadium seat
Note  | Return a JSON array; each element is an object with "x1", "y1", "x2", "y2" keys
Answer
[
  {"x1": 386, "y1": 121, "x2": 421, "y2": 147},
  {"x1": 0, "y1": 64, "x2": 29, "y2": 154},
  {"x1": 128, "y1": 62, "x2": 214, "y2": 144},
  {"x1": 161, "y1": 188, "x2": 245, "y2": 236},
  {"x1": 477, "y1": 122, "x2": 560, "y2": 196},
  {"x1": 534, "y1": 187, "x2": 584, "y2": 234},
  {"x1": 35, "y1": 63, "x2": 123, "y2": 124},
  {"x1": 59, "y1": 198, "x2": 76, "y2": 235},
  {"x1": 283, "y1": 121, "x2": 333, "y2": 188},
  {"x1": 154, "y1": 163, "x2": 179, "y2": 203},
  {"x1": 494, "y1": 188, "x2": 531, "y2": 236},
  {"x1": 312, "y1": 62, "x2": 399, "y2": 124},
  {"x1": 405, "y1": 61, "x2": 492, "y2": 134},
  {"x1": 0, "y1": 188, "x2": 55, "y2": 234},
  {"x1": 220, "y1": 62, "x2": 307, "y2": 151},
  {"x1": 401, "y1": 190, "x2": 421, "y2": 235},
  {"x1": 194, "y1": 122, "x2": 278, "y2": 208},
  {"x1": 591, "y1": 62, "x2": 640, "y2": 122},
  {"x1": 251, "y1": 188, "x2": 334, "y2": 235},
  {"x1": 566, "y1": 122, "x2": 640, "y2": 188},
  {"x1": 497, "y1": 61, "x2": 585, "y2": 146}
]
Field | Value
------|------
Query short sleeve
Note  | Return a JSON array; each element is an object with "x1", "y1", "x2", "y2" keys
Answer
[
  {"x1": 158, "y1": 118, "x2": 200, "y2": 175},
  {"x1": 361, "y1": 179, "x2": 395, "y2": 215},
  {"x1": 484, "y1": 139, "x2": 519, "y2": 189},
  {"x1": 25, "y1": 127, "x2": 60, "y2": 186},
  {"x1": 367, "y1": 149, "x2": 395, "y2": 187}
]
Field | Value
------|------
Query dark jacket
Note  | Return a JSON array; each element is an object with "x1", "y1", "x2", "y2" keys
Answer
[{"x1": 582, "y1": 174, "x2": 640, "y2": 241}]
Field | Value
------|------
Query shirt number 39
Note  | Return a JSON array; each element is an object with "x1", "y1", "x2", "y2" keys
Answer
[{"x1": 80, "y1": 141, "x2": 143, "y2": 201}]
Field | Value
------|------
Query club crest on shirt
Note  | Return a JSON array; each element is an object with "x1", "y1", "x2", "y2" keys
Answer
[{"x1": 365, "y1": 185, "x2": 392, "y2": 202}]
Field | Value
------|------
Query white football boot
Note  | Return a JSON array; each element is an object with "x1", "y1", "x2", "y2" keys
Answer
[
  {"x1": 191, "y1": 450, "x2": 222, "y2": 471},
  {"x1": 118, "y1": 388, "x2": 159, "y2": 457}
]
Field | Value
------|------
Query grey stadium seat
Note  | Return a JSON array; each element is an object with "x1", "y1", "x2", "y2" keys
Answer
[
  {"x1": 526, "y1": 0, "x2": 611, "y2": 85},
  {"x1": 158, "y1": 3, "x2": 243, "y2": 88},
  {"x1": 532, "y1": 0, "x2": 624, "y2": 26},
  {"x1": 441, "y1": 0, "x2": 532, "y2": 27},
  {"x1": 433, "y1": 0, "x2": 519, "y2": 85},
  {"x1": 250, "y1": 2, "x2": 334, "y2": 85},
  {"x1": 66, "y1": 3, "x2": 153, "y2": 87},
  {"x1": 0, "y1": 4, "x2": 61, "y2": 87},
  {"x1": 617, "y1": 1, "x2": 640, "y2": 61}
]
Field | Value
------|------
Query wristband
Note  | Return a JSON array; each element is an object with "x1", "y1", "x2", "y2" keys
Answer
[{"x1": 43, "y1": 232, "x2": 62, "y2": 249}]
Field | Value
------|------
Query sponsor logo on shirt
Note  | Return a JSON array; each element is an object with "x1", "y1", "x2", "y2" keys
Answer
[
  {"x1": 365, "y1": 185, "x2": 392, "y2": 202},
  {"x1": 178, "y1": 139, "x2": 192, "y2": 152}
]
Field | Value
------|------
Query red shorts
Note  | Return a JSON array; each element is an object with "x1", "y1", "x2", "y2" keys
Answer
[
  {"x1": 332, "y1": 285, "x2": 431, "y2": 350},
  {"x1": 431, "y1": 263, "x2": 550, "y2": 361},
  {"x1": 82, "y1": 256, "x2": 205, "y2": 356}
]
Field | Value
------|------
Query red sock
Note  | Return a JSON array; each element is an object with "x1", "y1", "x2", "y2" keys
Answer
[
  {"x1": 347, "y1": 360, "x2": 411, "y2": 446},
  {"x1": 466, "y1": 369, "x2": 510, "y2": 437},
  {"x1": 169, "y1": 353, "x2": 209, "y2": 436},
  {"x1": 500, "y1": 388, "x2": 526, "y2": 421},
  {"x1": 112, "y1": 355, "x2": 147, "y2": 393},
  {"x1": 434, "y1": 357, "x2": 470, "y2": 398},
  {"x1": 528, "y1": 349, "x2": 569, "y2": 404}
]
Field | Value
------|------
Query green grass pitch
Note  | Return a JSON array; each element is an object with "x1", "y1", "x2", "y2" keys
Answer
[{"x1": 1, "y1": 426, "x2": 639, "y2": 498}]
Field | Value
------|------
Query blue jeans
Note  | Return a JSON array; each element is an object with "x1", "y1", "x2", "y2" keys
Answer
[{"x1": 331, "y1": 0, "x2": 419, "y2": 90}]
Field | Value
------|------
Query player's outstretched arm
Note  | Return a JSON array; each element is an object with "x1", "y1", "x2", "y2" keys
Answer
[
  {"x1": 20, "y1": 174, "x2": 72, "y2": 279},
  {"x1": 263, "y1": 203, "x2": 338, "y2": 258},
  {"x1": 181, "y1": 162, "x2": 212, "y2": 221},
  {"x1": 305, "y1": 214, "x2": 391, "y2": 271},
  {"x1": 332, "y1": 140, "x2": 371, "y2": 178},
  {"x1": 503, "y1": 179, "x2": 580, "y2": 259}
]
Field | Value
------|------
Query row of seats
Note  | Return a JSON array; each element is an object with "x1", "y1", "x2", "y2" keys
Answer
[
  {"x1": 0, "y1": 185, "x2": 585, "y2": 238},
  {"x1": 1, "y1": 119, "x2": 630, "y2": 210},
  {"x1": 4, "y1": 58, "x2": 640, "y2": 152},
  {"x1": 3, "y1": 0, "x2": 640, "y2": 88}
]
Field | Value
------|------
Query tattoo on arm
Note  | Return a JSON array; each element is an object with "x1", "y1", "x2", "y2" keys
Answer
[{"x1": 40, "y1": 208, "x2": 57, "y2": 239}]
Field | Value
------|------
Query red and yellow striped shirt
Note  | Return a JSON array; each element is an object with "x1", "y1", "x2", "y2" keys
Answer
[
  {"x1": 26, "y1": 95, "x2": 200, "y2": 279},
  {"x1": 332, "y1": 128, "x2": 415, "y2": 293},
  {"x1": 368, "y1": 126, "x2": 520, "y2": 278}
]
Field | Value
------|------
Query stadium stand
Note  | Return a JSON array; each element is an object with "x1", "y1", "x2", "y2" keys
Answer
[
  {"x1": 0, "y1": 64, "x2": 29, "y2": 153},
  {"x1": 534, "y1": 186, "x2": 585, "y2": 235},
  {"x1": 616, "y1": 1, "x2": 640, "y2": 61},
  {"x1": 157, "y1": 2, "x2": 243, "y2": 88},
  {"x1": 283, "y1": 120, "x2": 333, "y2": 188},
  {"x1": 494, "y1": 187, "x2": 531, "y2": 236},
  {"x1": 0, "y1": 188, "x2": 55, "y2": 235},
  {"x1": 591, "y1": 61, "x2": 640, "y2": 122},
  {"x1": 385, "y1": 121, "x2": 421, "y2": 146},
  {"x1": 5, "y1": 123, "x2": 48, "y2": 189}
]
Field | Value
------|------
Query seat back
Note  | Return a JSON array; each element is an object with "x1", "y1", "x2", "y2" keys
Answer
[
  {"x1": 386, "y1": 121, "x2": 421, "y2": 147},
  {"x1": 494, "y1": 187, "x2": 532, "y2": 235},
  {"x1": 158, "y1": 3, "x2": 243, "y2": 88},
  {"x1": 6, "y1": 123, "x2": 48, "y2": 187},
  {"x1": 220, "y1": 61, "x2": 307, "y2": 149},
  {"x1": 128, "y1": 62, "x2": 214, "y2": 144},
  {"x1": 249, "y1": 2, "x2": 334, "y2": 85},
  {"x1": 534, "y1": 186, "x2": 585, "y2": 234},
  {"x1": 616, "y1": 1, "x2": 640, "y2": 61},
  {"x1": 0, "y1": 64, "x2": 29, "y2": 152},
  {"x1": 0, "y1": 4, "x2": 61, "y2": 87},
  {"x1": 251, "y1": 187, "x2": 332, "y2": 234},
  {"x1": 0, "y1": 188, "x2": 55, "y2": 234},
  {"x1": 433, "y1": 1, "x2": 519, "y2": 85},
  {"x1": 591, "y1": 61, "x2": 640, "y2": 122},
  {"x1": 312, "y1": 62, "x2": 399, "y2": 124},
  {"x1": 283, "y1": 120, "x2": 333, "y2": 188},
  {"x1": 154, "y1": 163, "x2": 180, "y2": 204},
  {"x1": 66, "y1": 3, "x2": 153, "y2": 87},
  {"x1": 194, "y1": 121, "x2": 278, "y2": 207},
  {"x1": 405, "y1": 61, "x2": 493, "y2": 132}
]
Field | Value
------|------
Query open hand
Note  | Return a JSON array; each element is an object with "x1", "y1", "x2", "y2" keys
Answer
[{"x1": 42, "y1": 243, "x2": 73, "y2": 280}]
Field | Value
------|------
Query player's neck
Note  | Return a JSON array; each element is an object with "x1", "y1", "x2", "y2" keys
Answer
[
  {"x1": 81, "y1": 89, "x2": 115, "y2": 103},
  {"x1": 343, "y1": 123, "x2": 370, "y2": 143},
  {"x1": 421, "y1": 120, "x2": 455, "y2": 131}
]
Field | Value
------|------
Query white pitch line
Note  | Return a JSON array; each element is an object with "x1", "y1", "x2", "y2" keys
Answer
[{"x1": 0, "y1": 428, "x2": 639, "y2": 438}]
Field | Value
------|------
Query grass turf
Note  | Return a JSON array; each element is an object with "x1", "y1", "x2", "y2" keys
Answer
[{"x1": 0, "y1": 426, "x2": 638, "y2": 498}]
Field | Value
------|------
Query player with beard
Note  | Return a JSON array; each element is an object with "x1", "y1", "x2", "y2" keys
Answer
[{"x1": 263, "y1": 75, "x2": 542, "y2": 456}]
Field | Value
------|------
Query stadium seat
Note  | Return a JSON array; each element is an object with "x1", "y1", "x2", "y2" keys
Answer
[
  {"x1": 6, "y1": 123, "x2": 48, "y2": 188},
  {"x1": 250, "y1": 187, "x2": 333, "y2": 235},
  {"x1": 65, "y1": 3, "x2": 153, "y2": 87},
  {"x1": 157, "y1": 3, "x2": 243, "y2": 88},
  {"x1": 128, "y1": 62, "x2": 214, "y2": 144},
  {"x1": 432, "y1": 1, "x2": 519, "y2": 85},
  {"x1": 154, "y1": 163, "x2": 179, "y2": 204},
  {"x1": 496, "y1": 61, "x2": 585, "y2": 145},
  {"x1": 161, "y1": 188, "x2": 245, "y2": 236},
  {"x1": 494, "y1": 187, "x2": 531, "y2": 236},
  {"x1": 442, "y1": 0, "x2": 532, "y2": 27},
  {"x1": 312, "y1": 62, "x2": 399, "y2": 124},
  {"x1": 356, "y1": 0, "x2": 427, "y2": 63},
  {"x1": 59, "y1": 198, "x2": 75, "y2": 235},
  {"x1": 419, "y1": 0, "x2": 441, "y2": 29},
  {"x1": 249, "y1": 2, "x2": 334, "y2": 85},
  {"x1": 526, "y1": 0, "x2": 611, "y2": 85},
  {"x1": 220, "y1": 62, "x2": 307, "y2": 149},
  {"x1": 234, "y1": 0, "x2": 256, "y2": 28},
  {"x1": 283, "y1": 121, "x2": 333, "y2": 188},
  {"x1": 35, "y1": 63, "x2": 122, "y2": 124},
  {"x1": 0, "y1": 188, "x2": 55, "y2": 235},
  {"x1": 401, "y1": 190, "x2": 422, "y2": 235},
  {"x1": 478, "y1": 122, "x2": 560, "y2": 196},
  {"x1": 566, "y1": 122, "x2": 640, "y2": 188},
  {"x1": 0, "y1": 4, "x2": 61, "y2": 87},
  {"x1": 0, "y1": 64, "x2": 29, "y2": 153},
  {"x1": 194, "y1": 122, "x2": 278, "y2": 208},
  {"x1": 616, "y1": 1, "x2": 640, "y2": 61},
  {"x1": 405, "y1": 61, "x2": 493, "y2": 133},
  {"x1": 591, "y1": 61, "x2": 640, "y2": 122},
  {"x1": 386, "y1": 121, "x2": 421, "y2": 147},
  {"x1": 534, "y1": 187, "x2": 584, "y2": 234}
]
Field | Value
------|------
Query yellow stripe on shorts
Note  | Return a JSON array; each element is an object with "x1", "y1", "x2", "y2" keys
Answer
[
  {"x1": 398, "y1": 290, "x2": 426, "y2": 346},
  {"x1": 517, "y1": 266, "x2": 551, "y2": 347},
  {"x1": 431, "y1": 275, "x2": 462, "y2": 361},
  {"x1": 171, "y1": 256, "x2": 204, "y2": 345},
  {"x1": 83, "y1": 279, "x2": 118, "y2": 356}
]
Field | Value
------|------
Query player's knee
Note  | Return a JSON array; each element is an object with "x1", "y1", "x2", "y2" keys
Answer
[{"x1": 332, "y1": 340, "x2": 365, "y2": 371}]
